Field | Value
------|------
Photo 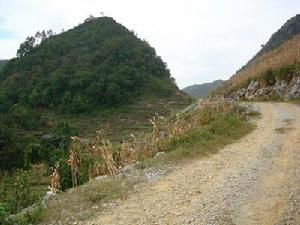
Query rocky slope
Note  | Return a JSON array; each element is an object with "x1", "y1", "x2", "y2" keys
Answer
[
  {"x1": 231, "y1": 72, "x2": 300, "y2": 101},
  {"x1": 217, "y1": 14, "x2": 300, "y2": 97},
  {"x1": 244, "y1": 14, "x2": 300, "y2": 69}
]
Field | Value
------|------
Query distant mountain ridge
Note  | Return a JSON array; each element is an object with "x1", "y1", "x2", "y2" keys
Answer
[{"x1": 182, "y1": 80, "x2": 223, "y2": 98}]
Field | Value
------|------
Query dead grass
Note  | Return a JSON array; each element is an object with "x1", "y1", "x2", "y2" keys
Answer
[
  {"x1": 221, "y1": 33, "x2": 300, "y2": 94},
  {"x1": 40, "y1": 100, "x2": 257, "y2": 224},
  {"x1": 39, "y1": 177, "x2": 138, "y2": 224},
  {"x1": 289, "y1": 97, "x2": 300, "y2": 104},
  {"x1": 138, "y1": 113, "x2": 256, "y2": 168}
]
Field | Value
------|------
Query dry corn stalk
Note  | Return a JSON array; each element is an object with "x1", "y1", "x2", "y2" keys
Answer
[
  {"x1": 171, "y1": 119, "x2": 184, "y2": 137},
  {"x1": 48, "y1": 166, "x2": 61, "y2": 193},
  {"x1": 88, "y1": 144, "x2": 106, "y2": 180},
  {"x1": 99, "y1": 140, "x2": 118, "y2": 176},
  {"x1": 149, "y1": 116, "x2": 159, "y2": 147},
  {"x1": 119, "y1": 140, "x2": 137, "y2": 167},
  {"x1": 88, "y1": 163, "x2": 106, "y2": 180},
  {"x1": 30, "y1": 163, "x2": 48, "y2": 177},
  {"x1": 68, "y1": 136, "x2": 81, "y2": 187}
]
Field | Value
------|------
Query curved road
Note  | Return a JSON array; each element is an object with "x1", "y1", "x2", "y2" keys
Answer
[{"x1": 88, "y1": 103, "x2": 300, "y2": 225}]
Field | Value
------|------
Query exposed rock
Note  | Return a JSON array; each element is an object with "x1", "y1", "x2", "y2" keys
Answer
[
  {"x1": 273, "y1": 80, "x2": 288, "y2": 96},
  {"x1": 286, "y1": 76, "x2": 300, "y2": 99},
  {"x1": 95, "y1": 175, "x2": 108, "y2": 181},
  {"x1": 245, "y1": 80, "x2": 259, "y2": 99},
  {"x1": 181, "y1": 103, "x2": 197, "y2": 113},
  {"x1": 120, "y1": 164, "x2": 136, "y2": 174},
  {"x1": 234, "y1": 76, "x2": 300, "y2": 101},
  {"x1": 41, "y1": 133, "x2": 55, "y2": 140},
  {"x1": 255, "y1": 87, "x2": 272, "y2": 98},
  {"x1": 79, "y1": 138, "x2": 90, "y2": 145},
  {"x1": 154, "y1": 151, "x2": 166, "y2": 158}
]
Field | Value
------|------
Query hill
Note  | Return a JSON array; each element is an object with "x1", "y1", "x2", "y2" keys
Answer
[
  {"x1": 0, "y1": 16, "x2": 190, "y2": 171},
  {"x1": 217, "y1": 14, "x2": 300, "y2": 98},
  {"x1": 182, "y1": 80, "x2": 223, "y2": 98},
  {"x1": 0, "y1": 16, "x2": 180, "y2": 114},
  {"x1": 0, "y1": 59, "x2": 8, "y2": 71},
  {"x1": 242, "y1": 14, "x2": 300, "y2": 70}
]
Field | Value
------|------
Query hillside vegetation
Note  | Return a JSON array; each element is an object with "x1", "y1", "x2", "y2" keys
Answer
[
  {"x1": 0, "y1": 60, "x2": 8, "y2": 71},
  {"x1": 182, "y1": 80, "x2": 223, "y2": 98},
  {"x1": 0, "y1": 16, "x2": 192, "y2": 224},
  {"x1": 0, "y1": 16, "x2": 178, "y2": 114},
  {"x1": 245, "y1": 14, "x2": 300, "y2": 68},
  {"x1": 218, "y1": 15, "x2": 300, "y2": 95},
  {"x1": 0, "y1": 16, "x2": 189, "y2": 173}
]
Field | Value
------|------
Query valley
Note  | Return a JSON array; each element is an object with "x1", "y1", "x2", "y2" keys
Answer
[{"x1": 0, "y1": 7, "x2": 299, "y2": 225}]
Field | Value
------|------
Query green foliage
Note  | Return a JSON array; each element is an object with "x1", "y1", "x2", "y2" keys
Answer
[
  {"x1": 3, "y1": 204, "x2": 43, "y2": 225},
  {"x1": 0, "y1": 60, "x2": 8, "y2": 72},
  {"x1": 0, "y1": 126, "x2": 25, "y2": 171},
  {"x1": 0, "y1": 203, "x2": 9, "y2": 224},
  {"x1": 0, "y1": 16, "x2": 181, "y2": 173},
  {"x1": 16, "y1": 36, "x2": 36, "y2": 58},
  {"x1": 139, "y1": 112, "x2": 254, "y2": 168},
  {"x1": 0, "y1": 16, "x2": 176, "y2": 114},
  {"x1": 0, "y1": 170, "x2": 41, "y2": 223},
  {"x1": 262, "y1": 69, "x2": 276, "y2": 86},
  {"x1": 259, "y1": 64, "x2": 300, "y2": 86}
]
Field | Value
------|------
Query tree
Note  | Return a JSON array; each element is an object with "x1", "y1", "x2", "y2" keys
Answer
[
  {"x1": 84, "y1": 15, "x2": 96, "y2": 23},
  {"x1": 47, "y1": 29, "x2": 54, "y2": 37},
  {"x1": 16, "y1": 36, "x2": 36, "y2": 57}
]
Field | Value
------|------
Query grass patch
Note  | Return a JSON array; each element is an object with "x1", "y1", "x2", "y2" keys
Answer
[
  {"x1": 289, "y1": 97, "x2": 300, "y2": 104},
  {"x1": 139, "y1": 113, "x2": 255, "y2": 168},
  {"x1": 39, "y1": 177, "x2": 137, "y2": 224},
  {"x1": 81, "y1": 177, "x2": 137, "y2": 203},
  {"x1": 4, "y1": 204, "x2": 44, "y2": 225}
]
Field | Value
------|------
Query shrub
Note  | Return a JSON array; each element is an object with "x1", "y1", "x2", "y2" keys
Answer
[
  {"x1": 0, "y1": 170, "x2": 40, "y2": 216},
  {"x1": 263, "y1": 69, "x2": 276, "y2": 86}
]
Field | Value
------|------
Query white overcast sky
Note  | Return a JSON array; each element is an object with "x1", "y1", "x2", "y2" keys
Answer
[{"x1": 0, "y1": 0, "x2": 299, "y2": 88}]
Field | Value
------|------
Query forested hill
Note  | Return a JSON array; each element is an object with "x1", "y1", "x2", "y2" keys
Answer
[
  {"x1": 0, "y1": 16, "x2": 189, "y2": 171},
  {"x1": 182, "y1": 80, "x2": 223, "y2": 98},
  {"x1": 0, "y1": 59, "x2": 8, "y2": 70},
  {"x1": 0, "y1": 16, "x2": 178, "y2": 114}
]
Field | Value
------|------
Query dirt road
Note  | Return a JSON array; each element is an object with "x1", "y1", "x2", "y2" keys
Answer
[{"x1": 88, "y1": 103, "x2": 300, "y2": 225}]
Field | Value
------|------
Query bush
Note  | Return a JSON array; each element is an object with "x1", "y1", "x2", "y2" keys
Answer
[
  {"x1": 0, "y1": 170, "x2": 40, "y2": 216},
  {"x1": 263, "y1": 70, "x2": 276, "y2": 86}
]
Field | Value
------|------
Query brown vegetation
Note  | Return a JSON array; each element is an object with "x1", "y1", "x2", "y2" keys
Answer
[
  {"x1": 47, "y1": 98, "x2": 246, "y2": 192},
  {"x1": 220, "y1": 33, "x2": 300, "y2": 94}
]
